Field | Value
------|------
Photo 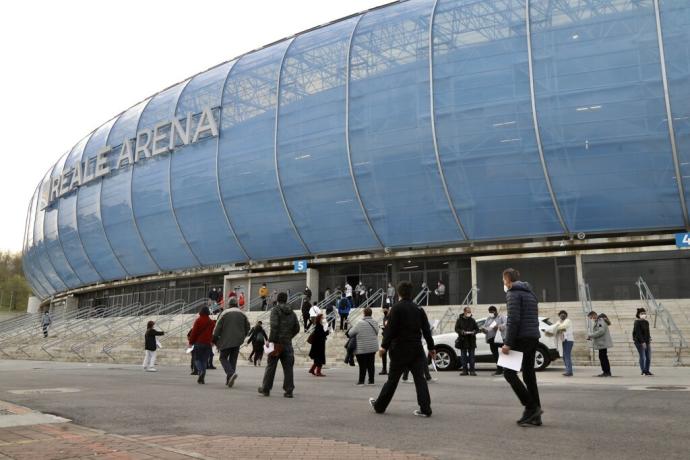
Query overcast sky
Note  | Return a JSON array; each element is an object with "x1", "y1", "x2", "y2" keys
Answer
[{"x1": 0, "y1": 0, "x2": 386, "y2": 253}]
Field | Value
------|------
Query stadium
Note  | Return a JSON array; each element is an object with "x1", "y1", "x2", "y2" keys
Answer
[{"x1": 21, "y1": 0, "x2": 690, "y2": 311}]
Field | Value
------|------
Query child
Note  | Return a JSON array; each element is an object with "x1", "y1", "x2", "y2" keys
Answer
[{"x1": 143, "y1": 321, "x2": 164, "y2": 372}]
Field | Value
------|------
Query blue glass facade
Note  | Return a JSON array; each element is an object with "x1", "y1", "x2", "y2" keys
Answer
[{"x1": 23, "y1": 0, "x2": 690, "y2": 299}]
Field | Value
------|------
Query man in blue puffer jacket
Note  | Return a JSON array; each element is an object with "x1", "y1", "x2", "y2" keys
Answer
[{"x1": 501, "y1": 268, "x2": 542, "y2": 427}]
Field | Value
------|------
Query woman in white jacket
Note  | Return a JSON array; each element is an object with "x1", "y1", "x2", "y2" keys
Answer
[{"x1": 555, "y1": 310, "x2": 574, "y2": 376}]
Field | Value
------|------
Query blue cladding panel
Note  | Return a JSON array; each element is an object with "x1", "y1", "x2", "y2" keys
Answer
[
  {"x1": 34, "y1": 170, "x2": 67, "y2": 292},
  {"x1": 76, "y1": 119, "x2": 128, "y2": 281},
  {"x1": 172, "y1": 62, "x2": 247, "y2": 265},
  {"x1": 132, "y1": 82, "x2": 199, "y2": 270},
  {"x1": 277, "y1": 17, "x2": 381, "y2": 254},
  {"x1": 58, "y1": 135, "x2": 102, "y2": 285},
  {"x1": 531, "y1": 0, "x2": 683, "y2": 231},
  {"x1": 101, "y1": 101, "x2": 159, "y2": 275},
  {"x1": 25, "y1": 190, "x2": 52, "y2": 298},
  {"x1": 219, "y1": 41, "x2": 306, "y2": 260},
  {"x1": 660, "y1": 0, "x2": 690, "y2": 217},
  {"x1": 349, "y1": 0, "x2": 464, "y2": 247},
  {"x1": 433, "y1": 0, "x2": 563, "y2": 239}
]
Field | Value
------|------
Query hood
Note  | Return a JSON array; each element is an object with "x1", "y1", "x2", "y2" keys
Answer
[
  {"x1": 510, "y1": 281, "x2": 533, "y2": 292},
  {"x1": 277, "y1": 303, "x2": 293, "y2": 315}
]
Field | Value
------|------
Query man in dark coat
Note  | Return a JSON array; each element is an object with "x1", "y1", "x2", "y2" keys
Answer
[
  {"x1": 501, "y1": 268, "x2": 542, "y2": 427},
  {"x1": 454, "y1": 306, "x2": 479, "y2": 376},
  {"x1": 369, "y1": 281, "x2": 436, "y2": 418}
]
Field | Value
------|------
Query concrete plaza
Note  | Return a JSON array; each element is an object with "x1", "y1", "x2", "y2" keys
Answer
[{"x1": 0, "y1": 360, "x2": 688, "y2": 459}]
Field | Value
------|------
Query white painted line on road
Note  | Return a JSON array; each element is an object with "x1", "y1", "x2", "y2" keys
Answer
[{"x1": 7, "y1": 387, "x2": 81, "y2": 395}]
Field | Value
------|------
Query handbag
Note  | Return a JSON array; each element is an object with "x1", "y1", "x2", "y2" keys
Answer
[{"x1": 307, "y1": 332, "x2": 315, "y2": 344}]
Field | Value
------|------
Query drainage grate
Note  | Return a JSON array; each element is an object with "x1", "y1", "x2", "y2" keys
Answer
[{"x1": 646, "y1": 386, "x2": 688, "y2": 391}]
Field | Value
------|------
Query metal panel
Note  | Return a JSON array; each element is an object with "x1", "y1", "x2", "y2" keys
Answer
[
  {"x1": 57, "y1": 134, "x2": 103, "y2": 284},
  {"x1": 218, "y1": 40, "x2": 307, "y2": 260},
  {"x1": 24, "y1": 187, "x2": 52, "y2": 298},
  {"x1": 76, "y1": 118, "x2": 129, "y2": 281},
  {"x1": 530, "y1": 0, "x2": 683, "y2": 232},
  {"x1": 172, "y1": 62, "x2": 248, "y2": 265},
  {"x1": 277, "y1": 15, "x2": 382, "y2": 254},
  {"x1": 34, "y1": 167, "x2": 67, "y2": 292},
  {"x1": 132, "y1": 81, "x2": 201, "y2": 270},
  {"x1": 349, "y1": 0, "x2": 464, "y2": 247},
  {"x1": 100, "y1": 99, "x2": 160, "y2": 276}
]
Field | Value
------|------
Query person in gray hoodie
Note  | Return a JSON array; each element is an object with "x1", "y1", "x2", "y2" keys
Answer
[
  {"x1": 213, "y1": 297, "x2": 250, "y2": 388},
  {"x1": 347, "y1": 307, "x2": 380, "y2": 385},
  {"x1": 587, "y1": 311, "x2": 613, "y2": 377},
  {"x1": 258, "y1": 292, "x2": 301, "y2": 398}
]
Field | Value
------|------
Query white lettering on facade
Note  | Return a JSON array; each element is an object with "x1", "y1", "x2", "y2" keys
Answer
[{"x1": 117, "y1": 139, "x2": 134, "y2": 168}]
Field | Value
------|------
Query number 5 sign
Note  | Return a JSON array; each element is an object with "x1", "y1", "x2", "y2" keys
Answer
[
  {"x1": 676, "y1": 233, "x2": 690, "y2": 248},
  {"x1": 293, "y1": 260, "x2": 308, "y2": 272}
]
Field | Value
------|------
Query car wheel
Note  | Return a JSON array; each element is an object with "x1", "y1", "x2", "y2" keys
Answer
[
  {"x1": 534, "y1": 346, "x2": 551, "y2": 371},
  {"x1": 433, "y1": 346, "x2": 457, "y2": 371}
]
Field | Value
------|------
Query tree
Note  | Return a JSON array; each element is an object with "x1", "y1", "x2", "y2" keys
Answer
[{"x1": 0, "y1": 252, "x2": 31, "y2": 311}]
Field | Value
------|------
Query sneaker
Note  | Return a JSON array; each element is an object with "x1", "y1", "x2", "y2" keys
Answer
[
  {"x1": 257, "y1": 387, "x2": 270, "y2": 397},
  {"x1": 644, "y1": 372, "x2": 654, "y2": 376},
  {"x1": 368, "y1": 398, "x2": 377, "y2": 412},
  {"x1": 145, "y1": 368, "x2": 157, "y2": 372},
  {"x1": 517, "y1": 407, "x2": 543, "y2": 426},
  {"x1": 190, "y1": 371, "x2": 199, "y2": 376},
  {"x1": 227, "y1": 373, "x2": 238, "y2": 388},
  {"x1": 283, "y1": 392, "x2": 293, "y2": 398},
  {"x1": 520, "y1": 415, "x2": 543, "y2": 427},
  {"x1": 355, "y1": 383, "x2": 365, "y2": 387},
  {"x1": 413, "y1": 410, "x2": 431, "y2": 418},
  {"x1": 562, "y1": 372, "x2": 573, "y2": 377}
]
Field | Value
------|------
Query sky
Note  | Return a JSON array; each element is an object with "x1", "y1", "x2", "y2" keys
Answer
[{"x1": 0, "y1": 0, "x2": 387, "y2": 254}]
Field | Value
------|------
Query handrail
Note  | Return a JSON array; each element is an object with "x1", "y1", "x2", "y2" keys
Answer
[
  {"x1": 636, "y1": 277, "x2": 686, "y2": 366},
  {"x1": 413, "y1": 288, "x2": 430, "y2": 307},
  {"x1": 578, "y1": 283, "x2": 595, "y2": 364},
  {"x1": 433, "y1": 285, "x2": 477, "y2": 335}
]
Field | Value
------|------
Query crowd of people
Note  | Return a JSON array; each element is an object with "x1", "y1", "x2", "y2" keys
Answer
[{"x1": 142, "y1": 272, "x2": 654, "y2": 426}]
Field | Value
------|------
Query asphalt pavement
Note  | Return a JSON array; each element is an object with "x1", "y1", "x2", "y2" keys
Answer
[{"x1": 0, "y1": 359, "x2": 688, "y2": 459}]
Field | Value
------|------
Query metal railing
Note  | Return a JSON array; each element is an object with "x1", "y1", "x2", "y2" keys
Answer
[
  {"x1": 433, "y1": 286, "x2": 477, "y2": 335},
  {"x1": 413, "y1": 288, "x2": 430, "y2": 307},
  {"x1": 637, "y1": 277, "x2": 687, "y2": 365}
]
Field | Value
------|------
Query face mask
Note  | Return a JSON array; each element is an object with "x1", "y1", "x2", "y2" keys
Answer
[
  {"x1": 464, "y1": 313, "x2": 471, "y2": 317},
  {"x1": 489, "y1": 312, "x2": 496, "y2": 318},
  {"x1": 559, "y1": 315, "x2": 566, "y2": 321},
  {"x1": 640, "y1": 314, "x2": 647, "y2": 320},
  {"x1": 503, "y1": 285, "x2": 509, "y2": 293}
]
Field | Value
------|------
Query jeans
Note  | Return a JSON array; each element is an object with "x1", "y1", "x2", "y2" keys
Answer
[
  {"x1": 339, "y1": 313, "x2": 349, "y2": 330},
  {"x1": 374, "y1": 346, "x2": 432, "y2": 415},
  {"x1": 142, "y1": 350, "x2": 157, "y2": 369},
  {"x1": 261, "y1": 343, "x2": 295, "y2": 393},
  {"x1": 193, "y1": 343, "x2": 212, "y2": 376},
  {"x1": 562, "y1": 340, "x2": 574, "y2": 374},
  {"x1": 356, "y1": 352, "x2": 376, "y2": 384},
  {"x1": 219, "y1": 347, "x2": 240, "y2": 378},
  {"x1": 634, "y1": 342, "x2": 651, "y2": 374},
  {"x1": 503, "y1": 338, "x2": 541, "y2": 411},
  {"x1": 460, "y1": 348, "x2": 475, "y2": 372},
  {"x1": 598, "y1": 348, "x2": 611, "y2": 375}
]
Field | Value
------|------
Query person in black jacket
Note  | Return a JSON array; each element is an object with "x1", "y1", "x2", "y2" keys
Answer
[
  {"x1": 455, "y1": 306, "x2": 479, "y2": 376},
  {"x1": 247, "y1": 321, "x2": 269, "y2": 366},
  {"x1": 501, "y1": 268, "x2": 542, "y2": 427},
  {"x1": 369, "y1": 281, "x2": 436, "y2": 418},
  {"x1": 633, "y1": 308, "x2": 653, "y2": 376},
  {"x1": 308, "y1": 314, "x2": 329, "y2": 376},
  {"x1": 143, "y1": 321, "x2": 164, "y2": 372}
]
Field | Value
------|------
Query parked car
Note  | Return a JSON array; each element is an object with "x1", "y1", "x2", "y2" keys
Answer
[{"x1": 431, "y1": 317, "x2": 559, "y2": 371}]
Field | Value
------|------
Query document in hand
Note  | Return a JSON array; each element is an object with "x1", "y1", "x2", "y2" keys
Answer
[
  {"x1": 264, "y1": 342, "x2": 275, "y2": 355},
  {"x1": 185, "y1": 345, "x2": 194, "y2": 354},
  {"x1": 497, "y1": 350, "x2": 523, "y2": 372}
]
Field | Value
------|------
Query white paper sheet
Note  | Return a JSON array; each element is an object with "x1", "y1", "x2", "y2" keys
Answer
[
  {"x1": 185, "y1": 345, "x2": 194, "y2": 354},
  {"x1": 264, "y1": 342, "x2": 275, "y2": 355},
  {"x1": 497, "y1": 350, "x2": 523, "y2": 372}
]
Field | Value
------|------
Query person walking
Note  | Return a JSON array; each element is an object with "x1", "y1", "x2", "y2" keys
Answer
[
  {"x1": 259, "y1": 283, "x2": 269, "y2": 311},
  {"x1": 347, "y1": 307, "x2": 379, "y2": 385},
  {"x1": 434, "y1": 281, "x2": 446, "y2": 305},
  {"x1": 258, "y1": 292, "x2": 300, "y2": 398},
  {"x1": 379, "y1": 305, "x2": 391, "y2": 375},
  {"x1": 338, "y1": 293, "x2": 351, "y2": 331},
  {"x1": 188, "y1": 306, "x2": 215, "y2": 384},
  {"x1": 308, "y1": 314, "x2": 329, "y2": 377},
  {"x1": 269, "y1": 289, "x2": 278, "y2": 307},
  {"x1": 143, "y1": 320, "x2": 164, "y2": 372},
  {"x1": 587, "y1": 311, "x2": 613, "y2": 377},
  {"x1": 213, "y1": 297, "x2": 250, "y2": 388},
  {"x1": 304, "y1": 286, "x2": 312, "y2": 301},
  {"x1": 633, "y1": 308, "x2": 653, "y2": 376},
  {"x1": 555, "y1": 310, "x2": 574, "y2": 376},
  {"x1": 386, "y1": 283, "x2": 396, "y2": 307},
  {"x1": 247, "y1": 321, "x2": 269, "y2": 366},
  {"x1": 345, "y1": 282, "x2": 354, "y2": 306},
  {"x1": 501, "y1": 268, "x2": 543, "y2": 427},
  {"x1": 482, "y1": 305, "x2": 505, "y2": 375},
  {"x1": 455, "y1": 306, "x2": 479, "y2": 376},
  {"x1": 309, "y1": 302, "x2": 321, "y2": 327},
  {"x1": 325, "y1": 299, "x2": 336, "y2": 331},
  {"x1": 41, "y1": 311, "x2": 52, "y2": 338},
  {"x1": 369, "y1": 281, "x2": 436, "y2": 418},
  {"x1": 301, "y1": 298, "x2": 312, "y2": 332}
]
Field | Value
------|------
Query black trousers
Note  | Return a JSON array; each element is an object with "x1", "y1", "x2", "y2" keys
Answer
[
  {"x1": 488, "y1": 338, "x2": 503, "y2": 372},
  {"x1": 374, "y1": 346, "x2": 432, "y2": 415},
  {"x1": 503, "y1": 338, "x2": 541, "y2": 411},
  {"x1": 356, "y1": 352, "x2": 376, "y2": 384},
  {"x1": 381, "y1": 350, "x2": 388, "y2": 372},
  {"x1": 261, "y1": 343, "x2": 295, "y2": 393},
  {"x1": 303, "y1": 314, "x2": 310, "y2": 331},
  {"x1": 599, "y1": 348, "x2": 611, "y2": 374}
]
